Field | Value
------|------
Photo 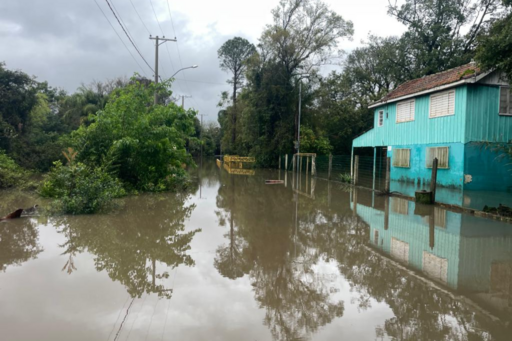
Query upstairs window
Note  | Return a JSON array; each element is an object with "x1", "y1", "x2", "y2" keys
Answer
[
  {"x1": 430, "y1": 90, "x2": 455, "y2": 118},
  {"x1": 392, "y1": 148, "x2": 410, "y2": 168},
  {"x1": 499, "y1": 86, "x2": 511, "y2": 116},
  {"x1": 396, "y1": 99, "x2": 415, "y2": 123},
  {"x1": 378, "y1": 110, "x2": 384, "y2": 126},
  {"x1": 426, "y1": 147, "x2": 449, "y2": 169}
]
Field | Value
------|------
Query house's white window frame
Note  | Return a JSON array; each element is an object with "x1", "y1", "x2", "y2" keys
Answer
[
  {"x1": 378, "y1": 110, "x2": 384, "y2": 127},
  {"x1": 429, "y1": 89, "x2": 456, "y2": 119},
  {"x1": 499, "y1": 86, "x2": 511, "y2": 116},
  {"x1": 426, "y1": 146, "x2": 450, "y2": 169},
  {"x1": 396, "y1": 99, "x2": 415, "y2": 123},
  {"x1": 392, "y1": 148, "x2": 411, "y2": 168}
]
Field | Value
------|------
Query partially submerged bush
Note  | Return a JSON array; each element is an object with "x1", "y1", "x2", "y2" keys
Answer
[
  {"x1": 40, "y1": 161, "x2": 125, "y2": 214},
  {"x1": 338, "y1": 172, "x2": 352, "y2": 183},
  {"x1": 0, "y1": 150, "x2": 27, "y2": 189}
]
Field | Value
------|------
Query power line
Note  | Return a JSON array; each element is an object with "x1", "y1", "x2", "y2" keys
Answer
[
  {"x1": 103, "y1": 0, "x2": 154, "y2": 74},
  {"x1": 165, "y1": 1, "x2": 198, "y2": 109},
  {"x1": 93, "y1": 0, "x2": 147, "y2": 77},
  {"x1": 129, "y1": 0, "x2": 151, "y2": 35},
  {"x1": 149, "y1": 0, "x2": 177, "y2": 83}
]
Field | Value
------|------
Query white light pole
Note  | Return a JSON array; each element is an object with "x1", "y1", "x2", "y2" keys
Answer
[
  {"x1": 296, "y1": 74, "x2": 309, "y2": 190},
  {"x1": 171, "y1": 65, "x2": 198, "y2": 78}
]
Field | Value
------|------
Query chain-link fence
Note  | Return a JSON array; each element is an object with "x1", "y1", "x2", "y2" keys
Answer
[{"x1": 279, "y1": 154, "x2": 388, "y2": 192}]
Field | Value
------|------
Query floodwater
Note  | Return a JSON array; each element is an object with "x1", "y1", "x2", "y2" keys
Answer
[{"x1": 1, "y1": 160, "x2": 512, "y2": 341}]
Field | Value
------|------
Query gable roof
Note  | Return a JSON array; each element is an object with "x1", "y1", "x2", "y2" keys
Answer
[{"x1": 369, "y1": 63, "x2": 490, "y2": 108}]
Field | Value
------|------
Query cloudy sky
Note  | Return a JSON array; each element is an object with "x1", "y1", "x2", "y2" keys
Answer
[{"x1": 0, "y1": 0, "x2": 406, "y2": 122}]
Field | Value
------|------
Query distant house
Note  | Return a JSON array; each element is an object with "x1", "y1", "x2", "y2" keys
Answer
[{"x1": 352, "y1": 62, "x2": 512, "y2": 192}]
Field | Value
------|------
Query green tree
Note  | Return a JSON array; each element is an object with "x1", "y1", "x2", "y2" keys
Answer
[
  {"x1": 71, "y1": 77, "x2": 198, "y2": 191},
  {"x1": 476, "y1": 0, "x2": 512, "y2": 80},
  {"x1": 218, "y1": 37, "x2": 256, "y2": 149},
  {"x1": 388, "y1": 0, "x2": 502, "y2": 77}
]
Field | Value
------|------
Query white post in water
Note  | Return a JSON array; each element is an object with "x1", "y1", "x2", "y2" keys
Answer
[{"x1": 285, "y1": 154, "x2": 288, "y2": 171}]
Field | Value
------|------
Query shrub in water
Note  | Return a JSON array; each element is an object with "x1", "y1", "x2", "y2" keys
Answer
[
  {"x1": 40, "y1": 161, "x2": 125, "y2": 214},
  {"x1": 0, "y1": 150, "x2": 27, "y2": 189},
  {"x1": 338, "y1": 173, "x2": 352, "y2": 183}
]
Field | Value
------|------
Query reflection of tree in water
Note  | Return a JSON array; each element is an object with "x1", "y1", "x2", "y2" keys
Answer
[
  {"x1": 214, "y1": 174, "x2": 345, "y2": 341},
  {"x1": 0, "y1": 218, "x2": 43, "y2": 272},
  {"x1": 214, "y1": 174, "x2": 511, "y2": 340},
  {"x1": 54, "y1": 193, "x2": 199, "y2": 299}
]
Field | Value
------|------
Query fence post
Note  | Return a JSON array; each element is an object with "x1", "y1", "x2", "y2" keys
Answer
[
  {"x1": 279, "y1": 155, "x2": 281, "y2": 170},
  {"x1": 385, "y1": 157, "x2": 391, "y2": 193},
  {"x1": 285, "y1": 154, "x2": 288, "y2": 171},
  {"x1": 430, "y1": 157, "x2": 438, "y2": 203},
  {"x1": 372, "y1": 147, "x2": 377, "y2": 191},
  {"x1": 306, "y1": 157, "x2": 309, "y2": 178},
  {"x1": 312, "y1": 155, "x2": 316, "y2": 176},
  {"x1": 328, "y1": 154, "x2": 333, "y2": 180},
  {"x1": 384, "y1": 196, "x2": 389, "y2": 230},
  {"x1": 350, "y1": 148, "x2": 354, "y2": 180},
  {"x1": 354, "y1": 155, "x2": 359, "y2": 186},
  {"x1": 429, "y1": 207, "x2": 435, "y2": 249},
  {"x1": 292, "y1": 154, "x2": 296, "y2": 172}
]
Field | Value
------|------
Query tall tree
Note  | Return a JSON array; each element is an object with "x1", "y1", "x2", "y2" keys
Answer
[
  {"x1": 218, "y1": 37, "x2": 256, "y2": 148},
  {"x1": 388, "y1": 0, "x2": 502, "y2": 76},
  {"x1": 260, "y1": 0, "x2": 353, "y2": 141},
  {"x1": 476, "y1": 0, "x2": 512, "y2": 80}
]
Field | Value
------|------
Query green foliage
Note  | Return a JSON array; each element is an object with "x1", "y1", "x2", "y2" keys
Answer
[
  {"x1": 71, "y1": 78, "x2": 197, "y2": 191},
  {"x1": 338, "y1": 173, "x2": 352, "y2": 183},
  {"x1": 0, "y1": 149, "x2": 27, "y2": 189},
  {"x1": 298, "y1": 126, "x2": 332, "y2": 155},
  {"x1": 476, "y1": 3, "x2": 512, "y2": 81},
  {"x1": 40, "y1": 161, "x2": 125, "y2": 214}
]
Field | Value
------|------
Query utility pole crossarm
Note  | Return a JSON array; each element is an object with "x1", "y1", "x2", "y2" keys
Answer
[{"x1": 150, "y1": 35, "x2": 177, "y2": 105}]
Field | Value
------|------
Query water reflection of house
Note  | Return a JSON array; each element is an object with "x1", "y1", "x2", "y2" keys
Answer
[{"x1": 352, "y1": 192, "x2": 512, "y2": 314}]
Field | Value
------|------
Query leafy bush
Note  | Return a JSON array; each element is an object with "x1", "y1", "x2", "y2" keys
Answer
[
  {"x1": 40, "y1": 161, "x2": 125, "y2": 214},
  {"x1": 71, "y1": 78, "x2": 197, "y2": 191},
  {"x1": 0, "y1": 150, "x2": 27, "y2": 189},
  {"x1": 338, "y1": 172, "x2": 352, "y2": 183}
]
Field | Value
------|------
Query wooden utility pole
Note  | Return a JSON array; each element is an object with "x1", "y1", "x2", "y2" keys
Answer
[
  {"x1": 150, "y1": 35, "x2": 177, "y2": 105},
  {"x1": 181, "y1": 95, "x2": 192, "y2": 108}
]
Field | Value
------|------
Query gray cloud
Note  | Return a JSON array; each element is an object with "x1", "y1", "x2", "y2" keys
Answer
[{"x1": 0, "y1": 0, "x2": 404, "y2": 123}]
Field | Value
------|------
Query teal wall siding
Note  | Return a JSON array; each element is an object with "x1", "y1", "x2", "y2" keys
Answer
[
  {"x1": 356, "y1": 201, "x2": 462, "y2": 289},
  {"x1": 388, "y1": 143, "x2": 465, "y2": 189},
  {"x1": 353, "y1": 86, "x2": 468, "y2": 148},
  {"x1": 465, "y1": 84, "x2": 512, "y2": 143},
  {"x1": 464, "y1": 142, "x2": 512, "y2": 192},
  {"x1": 354, "y1": 198, "x2": 512, "y2": 294}
]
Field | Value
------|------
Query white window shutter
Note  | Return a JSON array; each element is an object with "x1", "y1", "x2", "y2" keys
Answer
[
  {"x1": 396, "y1": 100, "x2": 415, "y2": 123},
  {"x1": 430, "y1": 90, "x2": 455, "y2": 118}
]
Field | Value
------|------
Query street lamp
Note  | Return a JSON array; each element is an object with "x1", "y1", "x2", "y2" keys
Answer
[
  {"x1": 171, "y1": 65, "x2": 198, "y2": 78},
  {"x1": 295, "y1": 73, "x2": 309, "y2": 192}
]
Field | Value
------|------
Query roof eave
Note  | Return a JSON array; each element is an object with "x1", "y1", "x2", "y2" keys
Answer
[{"x1": 367, "y1": 70, "x2": 493, "y2": 109}]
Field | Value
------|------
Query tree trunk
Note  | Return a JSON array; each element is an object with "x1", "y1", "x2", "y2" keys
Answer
[{"x1": 232, "y1": 71, "x2": 237, "y2": 148}]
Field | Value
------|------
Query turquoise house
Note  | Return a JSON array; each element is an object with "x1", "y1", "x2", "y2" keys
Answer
[{"x1": 352, "y1": 63, "x2": 512, "y2": 193}]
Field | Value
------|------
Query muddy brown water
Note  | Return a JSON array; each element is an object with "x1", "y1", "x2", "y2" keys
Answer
[{"x1": 1, "y1": 160, "x2": 511, "y2": 341}]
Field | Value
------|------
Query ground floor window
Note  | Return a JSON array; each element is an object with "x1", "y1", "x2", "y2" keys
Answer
[
  {"x1": 392, "y1": 148, "x2": 411, "y2": 168},
  {"x1": 426, "y1": 147, "x2": 449, "y2": 169}
]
